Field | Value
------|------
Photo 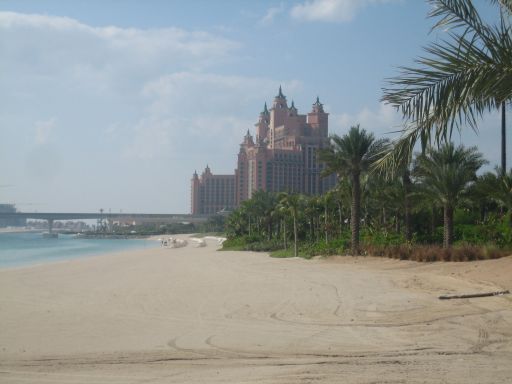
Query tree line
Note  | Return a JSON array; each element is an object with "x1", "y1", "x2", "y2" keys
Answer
[
  {"x1": 225, "y1": 126, "x2": 511, "y2": 258},
  {"x1": 224, "y1": 0, "x2": 512, "y2": 260}
]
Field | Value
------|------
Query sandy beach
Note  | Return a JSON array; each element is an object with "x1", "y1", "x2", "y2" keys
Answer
[{"x1": 1, "y1": 236, "x2": 511, "y2": 383}]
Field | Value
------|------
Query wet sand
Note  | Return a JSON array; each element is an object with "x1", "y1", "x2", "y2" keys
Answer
[{"x1": 1, "y1": 236, "x2": 511, "y2": 383}]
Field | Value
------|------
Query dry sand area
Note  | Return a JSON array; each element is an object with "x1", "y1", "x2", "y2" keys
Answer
[{"x1": 1, "y1": 236, "x2": 511, "y2": 383}]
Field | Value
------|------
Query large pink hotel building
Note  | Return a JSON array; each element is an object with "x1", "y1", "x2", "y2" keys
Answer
[{"x1": 191, "y1": 87, "x2": 336, "y2": 215}]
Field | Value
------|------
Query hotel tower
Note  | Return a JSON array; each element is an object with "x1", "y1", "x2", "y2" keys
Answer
[{"x1": 191, "y1": 87, "x2": 336, "y2": 214}]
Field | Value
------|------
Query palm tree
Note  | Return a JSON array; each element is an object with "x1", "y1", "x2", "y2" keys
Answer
[
  {"x1": 381, "y1": 0, "x2": 512, "y2": 173},
  {"x1": 273, "y1": 200, "x2": 289, "y2": 249},
  {"x1": 374, "y1": 146, "x2": 415, "y2": 240},
  {"x1": 239, "y1": 199, "x2": 256, "y2": 236},
  {"x1": 226, "y1": 209, "x2": 246, "y2": 237},
  {"x1": 278, "y1": 192, "x2": 302, "y2": 257},
  {"x1": 322, "y1": 191, "x2": 337, "y2": 244},
  {"x1": 303, "y1": 195, "x2": 322, "y2": 242},
  {"x1": 474, "y1": 167, "x2": 512, "y2": 225},
  {"x1": 493, "y1": 168, "x2": 512, "y2": 225},
  {"x1": 413, "y1": 143, "x2": 486, "y2": 248},
  {"x1": 331, "y1": 178, "x2": 351, "y2": 235},
  {"x1": 366, "y1": 173, "x2": 405, "y2": 233},
  {"x1": 251, "y1": 190, "x2": 277, "y2": 240},
  {"x1": 320, "y1": 125, "x2": 387, "y2": 254}
]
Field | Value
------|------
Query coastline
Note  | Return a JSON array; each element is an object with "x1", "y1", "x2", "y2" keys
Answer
[
  {"x1": 1, "y1": 235, "x2": 511, "y2": 383},
  {"x1": 0, "y1": 226, "x2": 41, "y2": 233},
  {"x1": 0, "y1": 231, "x2": 159, "y2": 270}
]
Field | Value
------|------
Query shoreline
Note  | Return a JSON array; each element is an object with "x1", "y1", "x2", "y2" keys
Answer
[
  {"x1": 0, "y1": 232, "x2": 161, "y2": 270},
  {"x1": 1, "y1": 236, "x2": 511, "y2": 383},
  {"x1": 0, "y1": 226, "x2": 42, "y2": 233}
]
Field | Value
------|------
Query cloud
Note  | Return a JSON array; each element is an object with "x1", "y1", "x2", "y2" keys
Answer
[
  {"x1": 260, "y1": 4, "x2": 286, "y2": 25},
  {"x1": 0, "y1": 11, "x2": 306, "y2": 211},
  {"x1": 290, "y1": 0, "x2": 401, "y2": 23},
  {"x1": 142, "y1": 72, "x2": 301, "y2": 116},
  {"x1": 332, "y1": 103, "x2": 402, "y2": 137},
  {"x1": 122, "y1": 72, "x2": 303, "y2": 160},
  {"x1": 0, "y1": 11, "x2": 239, "y2": 85}
]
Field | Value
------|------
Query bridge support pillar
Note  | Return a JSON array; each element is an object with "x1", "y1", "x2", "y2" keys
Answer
[{"x1": 47, "y1": 218, "x2": 54, "y2": 234}]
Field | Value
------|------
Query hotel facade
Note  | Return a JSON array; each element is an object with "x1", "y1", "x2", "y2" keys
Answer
[{"x1": 191, "y1": 87, "x2": 336, "y2": 215}]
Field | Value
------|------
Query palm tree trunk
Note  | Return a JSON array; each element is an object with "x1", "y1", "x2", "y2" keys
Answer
[
  {"x1": 443, "y1": 204, "x2": 454, "y2": 248},
  {"x1": 283, "y1": 220, "x2": 287, "y2": 249},
  {"x1": 479, "y1": 204, "x2": 486, "y2": 223},
  {"x1": 324, "y1": 203, "x2": 328, "y2": 244},
  {"x1": 403, "y1": 171, "x2": 412, "y2": 242},
  {"x1": 338, "y1": 202, "x2": 343, "y2": 235},
  {"x1": 431, "y1": 206, "x2": 436, "y2": 236},
  {"x1": 351, "y1": 172, "x2": 361, "y2": 255},
  {"x1": 502, "y1": 101, "x2": 506, "y2": 176},
  {"x1": 293, "y1": 214, "x2": 298, "y2": 258}
]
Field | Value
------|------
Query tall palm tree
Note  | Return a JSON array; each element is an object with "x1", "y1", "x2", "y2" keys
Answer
[
  {"x1": 320, "y1": 125, "x2": 387, "y2": 254},
  {"x1": 413, "y1": 143, "x2": 486, "y2": 248},
  {"x1": 278, "y1": 192, "x2": 302, "y2": 257},
  {"x1": 381, "y1": 0, "x2": 512, "y2": 173}
]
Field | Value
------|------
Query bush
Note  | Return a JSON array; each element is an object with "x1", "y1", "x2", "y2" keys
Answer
[
  {"x1": 224, "y1": 229, "x2": 511, "y2": 263},
  {"x1": 362, "y1": 229, "x2": 405, "y2": 247},
  {"x1": 365, "y1": 243, "x2": 509, "y2": 262},
  {"x1": 300, "y1": 238, "x2": 349, "y2": 258},
  {"x1": 221, "y1": 237, "x2": 247, "y2": 251},
  {"x1": 221, "y1": 235, "x2": 282, "y2": 252},
  {"x1": 245, "y1": 239, "x2": 282, "y2": 252},
  {"x1": 270, "y1": 248, "x2": 294, "y2": 258}
]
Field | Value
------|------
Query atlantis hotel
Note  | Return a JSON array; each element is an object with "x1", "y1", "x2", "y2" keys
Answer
[{"x1": 191, "y1": 87, "x2": 336, "y2": 214}]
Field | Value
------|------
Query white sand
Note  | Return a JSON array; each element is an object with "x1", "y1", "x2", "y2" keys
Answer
[{"x1": 1, "y1": 235, "x2": 511, "y2": 383}]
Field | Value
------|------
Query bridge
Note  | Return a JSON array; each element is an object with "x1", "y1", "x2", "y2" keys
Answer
[{"x1": 0, "y1": 212, "x2": 214, "y2": 234}]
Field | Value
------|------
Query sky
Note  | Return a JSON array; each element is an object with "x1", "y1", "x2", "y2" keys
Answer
[{"x1": 0, "y1": 0, "x2": 509, "y2": 214}]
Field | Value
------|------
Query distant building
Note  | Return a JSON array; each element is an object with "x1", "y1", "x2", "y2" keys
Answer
[
  {"x1": 190, "y1": 87, "x2": 336, "y2": 214},
  {"x1": 236, "y1": 87, "x2": 335, "y2": 204},
  {"x1": 191, "y1": 166, "x2": 236, "y2": 215},
  {"x1": 0, "y1": 204, "x2": 26, "y2": 227}
]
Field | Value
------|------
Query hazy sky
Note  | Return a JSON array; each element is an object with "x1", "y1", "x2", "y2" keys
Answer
[{"x1": 0, "y1": 0, "x2": 508, "y2": 213}]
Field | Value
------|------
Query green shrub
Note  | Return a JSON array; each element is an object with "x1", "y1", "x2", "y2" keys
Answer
[
  {"x1": 300, "y1": 238, "x2": 349, "y2": 258},
  {"x1": 270, "y1": 249, "x2": 294, "y2": 258},
  {"x1": 245, "y1": 239, "x2": 282, "y2": 252},
  {"x1": 221, "y1": 235, "x2": 282, "y2": 252},
  {"x1": 362, "y1": 229, "x2": 405, "y2": 247},
  {"x1": 221, "y1": 237, "x2": 247, "y2": 251}
]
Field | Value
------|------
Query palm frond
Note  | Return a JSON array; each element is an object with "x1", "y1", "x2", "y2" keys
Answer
[{"x1": 381, "y1": 0, "x2": 512, "y2": 174}]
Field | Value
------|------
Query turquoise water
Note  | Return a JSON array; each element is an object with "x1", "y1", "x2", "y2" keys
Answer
[{"x1": 0, "y1": 232, "x2": 157, "y2": 268}]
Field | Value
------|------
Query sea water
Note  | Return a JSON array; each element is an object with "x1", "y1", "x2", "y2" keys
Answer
[{"x1": 0, "y1": 232, "x2": 157, "y2": 268}]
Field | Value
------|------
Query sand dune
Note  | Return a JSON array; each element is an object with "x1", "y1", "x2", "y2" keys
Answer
[{"x1": 1, "y1": 235, "x2": 511, "y2": 383}]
